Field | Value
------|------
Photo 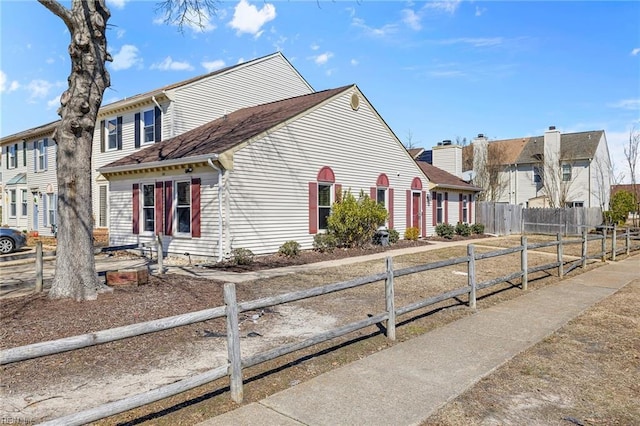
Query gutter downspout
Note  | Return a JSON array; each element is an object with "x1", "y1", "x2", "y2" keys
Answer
[{"x1": 208, "y1": 156, "x2": 224, "y2": 262}]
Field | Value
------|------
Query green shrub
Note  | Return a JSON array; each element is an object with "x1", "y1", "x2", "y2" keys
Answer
[
  {"x1": 404, "y1": 227, "x2": 420, "y2": 241},
  {"x1": 435, "y1": 223, "x2": 455, "y2": 239},
  {"x1": 455, "y1": 222, "x2": 471, "y2": 237},
  {"x1": 608, "y1": 190, "x2": 636, "y2": 224},
  {"x1": 231, "y1": 248, "x2": 254, "y2": 265},
  {"x1": 313, "y1": 233, "x2": 338, "y2": 253},
  {"x1": 327, "y1": 190, "x2": 388, "y2": 248},
  {"x1": 278, "y1": 240, "x2": 300, "y2": 258},
  {"x1": 388, "y1": 228, "x2": 400, "y2": 244},
  {"x1": 471, "y1": 223, "x2": 485, "y2": 234}
]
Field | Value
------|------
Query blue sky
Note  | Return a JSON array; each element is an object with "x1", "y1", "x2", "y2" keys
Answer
[{"x1": 1, "y1": 1, "x2": 639, "y2": 182}]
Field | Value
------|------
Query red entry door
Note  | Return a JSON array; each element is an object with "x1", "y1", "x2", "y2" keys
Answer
[{"x1": 412, "y1": 192, "x2": 421, "y2": 229}]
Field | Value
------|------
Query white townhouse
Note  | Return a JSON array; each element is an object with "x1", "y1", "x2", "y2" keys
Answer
[
  {"x1": 0, "y1": 52, "x2": 313, "y2": 234},
  {"x1": 462, "y1": 127, "x2": 613, "y2": 209},
  {"x1": 98, "y1": 86, "x2": 433, "y2": 258}
]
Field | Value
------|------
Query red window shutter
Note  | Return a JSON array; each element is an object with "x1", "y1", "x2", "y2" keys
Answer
[
  {"x1": 421, "y1": 191, "x2": 427, "y2": 237},
  {"x1": 132, "y1": 184, "x2": 139, "y2": 234},
  {"x1": 459, "y1": 193, "x2": 463, "y2": 223},
  {"x1": 432, "y1": 192, "x2": 437, "y2": 226},
  {"x1": 155, "y1": 182, "x2": 163, "y2": 235},
  {"x1": 406, "y1": 190, "x2": 411, "y2": 229},
  {"x1": 191, "y1": 178, "x2": 201, "y2": 238},
  {"x1": 370, "y1": 187, "x2": 376, "y2": 200},
  {"x1": 444, "y1": 192, "x2": 449, "y2": 223},
  {"x1": 164, "y1": 181, "x2": 173, "y2": 236},
  {"x1": 335, "y1": 184, "x2": 342, "y2": 203},
  {"x1": 388, "y1": 188, "x2": 394, "y2": 229},
  {"x1": 309, "y1": 182, "x2": 318, "y2": 234}
]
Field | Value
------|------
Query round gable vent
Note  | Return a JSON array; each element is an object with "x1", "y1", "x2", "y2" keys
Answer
[{"x1": 350, "y1": 93, "x2": 360, "y2": 111}]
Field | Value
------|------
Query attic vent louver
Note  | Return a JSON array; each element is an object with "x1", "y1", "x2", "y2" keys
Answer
[{"x1": 350, "y1": 93, "x2": 360, "y2": 111}]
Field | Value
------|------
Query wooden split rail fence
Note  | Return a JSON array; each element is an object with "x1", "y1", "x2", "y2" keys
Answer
[{"x1": 2, "y1": 231, "x2": 640, "y2": 425}]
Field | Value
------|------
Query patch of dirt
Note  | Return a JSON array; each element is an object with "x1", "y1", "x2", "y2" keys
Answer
[
  {"x1": 0, "y1": 235, "x2": 623, "y2": 425},
  {"x1": 425, "y1": 278, "x2": 640, "y2": 426}
]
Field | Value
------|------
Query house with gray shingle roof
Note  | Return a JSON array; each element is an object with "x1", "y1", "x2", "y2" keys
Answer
[
  {"x1": 462, "y1": 127, "x2": 612, "y2": 209},
  {"x1": 99, "y1": 86, "x2": 433, "y2": 258}
]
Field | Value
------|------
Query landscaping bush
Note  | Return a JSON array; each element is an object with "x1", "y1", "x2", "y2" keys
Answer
[
  {"x1": 313, "y1": 233, "x2": 338, "y2": 253},
  {"x1": 404, "y1": 227, "x2": 420, "y2": 241},
  {"x1": 455, "y1": 222, "x2": 471, "y2": 237},
  {"x1": 435, "y1": 223, "x2": 455, "y2": 239},
  {"x1": 231, "y1": 248, "x2": 254, "y2": 265},
  {"x1": 327, "y1": 190, "x2": 388, "y2": 248},
  {"x1": 608, "y1": 190, "x2": 636, "y2": 224},
  {"x1": 278, "y1": 240, "x2": 300, "y2": 258},
  {"x1": 471, "y1": 223, "x2": 485, "y2": 234},
  {"x1": 388, "y1": 228, "x2": 400, "y2": 244}
]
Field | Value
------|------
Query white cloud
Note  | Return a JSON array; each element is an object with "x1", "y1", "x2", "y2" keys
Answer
[
  {"x1": 47, "y1": 95, "x2": 61, "y2": 110},
  {"x1": 26, "y1": 79, "x2": 53, "y2": 100},
  {"x1": 310, "y1": 43, "x2": 320, "y2": 51},
  {"x1": 312, "y1": 52, "x2": 333, "y2": 66},
  {"x1": 424, "y1": 0, "x2": 462, "y2": 14},
  {"x1": 151, "y1": 56, "x2": 194, "y2": 71},
  {"x1": 437, "y1": 37, "x2": 504, "y2": 47},
  {"x1": 631, "y1": 48, "x2": 640, "y2": 56},
  {"x1": 107, "y1": 0, "x2": 128, "y2": 10},
  {"x1": 0, "y1": 70, "x2": 20, "y2": 93},
  {"x1": 402, "y1": 9, "x2": 422, "y2": 31},
  {"x1": 608, "y1": 99, "x2": 640, "y2": 110},
  {"x1": 110, "y1": 44, "x2": 141, "y2": 71},
  {"x1": 116, "y1": 28, "x2": 126, "y2": 39},
  {"x1": 351, "y1": 59, "x2": 359, "y2": 66},
  {"x1": 229, "y1": 0, "x2": 276, "y2": 37},
  {"x1": 475, "y1": 6, "x2": 487, "y2": 17},
  {"x1": 202, "y1": 60, "x2": 225, "y2": 72},
  {"x1": 351, "y1": 17, "x2": 397, "y2": 38}
]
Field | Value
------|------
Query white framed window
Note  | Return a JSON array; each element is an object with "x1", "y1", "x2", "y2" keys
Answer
[
  {"x1": 142, "y1": 183, "x2": 155, "y2": 233},
  {"x1": 107, "y1": 118, "x2": 120, "y2": 151},
  {"x1": 21, "y1": 189, "x2": 28, "y2": 217},
  {"x1": 36, "y1": 139, "x2": 47, "y2": 171},
  {"x1": 318, "y1": 183, "x2": 332, "y2": 231},
  {"x1": 567, "y1": 201, "x2": 584, "y2": 208},
  {"x1": 48, "y1": 194, "x2": 56, "y2": 227},
  {"x1": 143, "y1": 109, "x2": 155, "y2": 144},
  {"x1": 533, "y1": 167, "x2": 543, "y2": 184},
  {"x1": 8, "y1": 144, "x2": 17, "y2": 169},
  {"x1": 562, "y1": 164, "x2": 572, "y2": 182},
  {"x1": 176, "y1": 181, "x2": 192, "y2": 234},
  {"x1": 9, "y1": 190, "x2": 17, "y2": 217},
  {"x1": 377, "y1": 188, "x2": 387, "y2": 208},
  {"x1": 462, "y1": 195, "x2": 468, "y2": 223},
  {"x1": 436, "y1": 193, "x2": 443, "y2": 224}
]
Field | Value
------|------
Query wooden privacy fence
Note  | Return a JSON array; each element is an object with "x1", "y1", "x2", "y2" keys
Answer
[
  {"x1": 2, "y1": 231, "x2": 640, "y2": 425},
  {"x1": 475, "y1": 202, "x2": 523, "y2": 235}
]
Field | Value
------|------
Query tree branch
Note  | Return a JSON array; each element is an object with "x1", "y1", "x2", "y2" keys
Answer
[{"x1": 38, "y1": 0, "x2": 75, "y2": 33}]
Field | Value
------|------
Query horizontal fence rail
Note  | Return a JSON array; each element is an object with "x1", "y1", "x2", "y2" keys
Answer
[{"x1": 3, "y1": 229, "x2": 639, "y2": 424}]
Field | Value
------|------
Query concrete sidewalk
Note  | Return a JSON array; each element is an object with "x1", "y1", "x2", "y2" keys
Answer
[{"x1": 198, "y1": 255, "x2": 639, "y2": 426}]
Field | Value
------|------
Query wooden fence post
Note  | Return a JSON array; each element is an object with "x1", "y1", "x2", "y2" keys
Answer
[
  {"x1": 35, "y1": 241, "x2": 43, "y2": 293},
  {"x1": 581, "y1": 230, "x2": 587, "y2": 269},
  {"x1": 467, "y1": 244, "x2": 476, "y2": 309},
  {"x1": 224, "y1": 283, "x2": 243, "y2": 403},
  {"x1": 626, "y1": 227, "x2": 631, "y2": 256},
  {"x1": 521, "y1": 236, "x2": 528, "y2": 291},
  {"x1": 385, "y1": 256, "x2": 396, "y2": 341},
  {"x1": 612, "y1": 224, "x2": 617, "y2": 261},
  {"x1": 156, "y1": 235, "x2": 164, "y2": 275},
  {"x1": 601, "y1": 227, "x2": 607, "y2": 262},
  {"x1": 557, "y1": 233, "x2": 563, "y2": 278}
]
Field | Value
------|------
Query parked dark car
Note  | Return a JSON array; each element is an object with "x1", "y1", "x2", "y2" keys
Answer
[{"x1": 0, "y1": 228, "x2": 27, "y2": 254}]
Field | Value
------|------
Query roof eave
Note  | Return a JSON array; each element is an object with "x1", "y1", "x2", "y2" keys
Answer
[
  {"x1": 432, "y1": 183, "x2": 482, "y2": 192},
  {"x1": 98, "y1": 153, "x2": 218, "y2": 175}
]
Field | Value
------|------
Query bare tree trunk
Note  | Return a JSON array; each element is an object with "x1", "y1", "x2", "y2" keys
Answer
[{"x1": 40, "y1": 0, "x2": 111, "y2": 300}]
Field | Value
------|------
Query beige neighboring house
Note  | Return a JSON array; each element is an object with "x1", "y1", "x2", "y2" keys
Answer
[
  {"x1": 0, "y1": 52, "x2": 314, "y2": 234},
  {"x1": 462, "y1": 127, "x2": 612, "y2": 209}
]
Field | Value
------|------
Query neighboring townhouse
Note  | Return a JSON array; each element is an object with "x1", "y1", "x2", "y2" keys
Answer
[
  {"x1": 98, "y1": 86, "x2": 432, "y2": 257},
  {"x1": 462, "y1": 127, "x2": 612, "y2": 209},
  {"x1": 0, "y1": 52, "x2": 314, "y2": 234}
]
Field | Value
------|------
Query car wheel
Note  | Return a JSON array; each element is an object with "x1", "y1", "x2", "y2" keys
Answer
[{"x1": 0, "y1": 237, "x2": 15, "y2": 254}]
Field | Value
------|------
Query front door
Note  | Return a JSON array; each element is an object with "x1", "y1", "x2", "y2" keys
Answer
[{"x1": 412, "y1": 192, "x2": 421, "y2": 230}]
